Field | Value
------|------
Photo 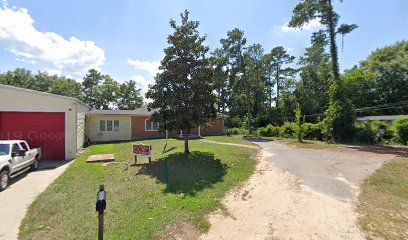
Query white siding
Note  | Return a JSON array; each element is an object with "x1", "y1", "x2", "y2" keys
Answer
[
  {"x1": 76, "y1": 103, "x2": 89, "y2": 151},
  {"x1": 0, "y1": 85, "x2": 89, "y2": 160}
]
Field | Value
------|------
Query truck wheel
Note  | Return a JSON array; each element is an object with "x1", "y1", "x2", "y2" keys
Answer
[
  {"x1": 31, "y1": 157, "x2": 39, "y2": 171},
  {"x1": 0, "y1": 170, "x2": 9, "y2": 191}
]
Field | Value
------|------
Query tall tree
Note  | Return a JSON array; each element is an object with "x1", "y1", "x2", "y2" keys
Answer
[
  {"x1": 117, "y1": 80, "x2": 144, "y2": 110},
  {"x1": 246, "y1": 43, "x2": 267, "y2": 116},
  {"x1": 265, "y1": 46, "x2": 295, "y2": 109},
  {"x1": 296, "y1": 31, "x2": 331, "y2": 116},
  {"x1": 82, "y1": 69, "x2": 104, "y2": 108},
  {"x1": 221, "y1": 28, "x2": 252, "y2": 132},
  {"x1": 48, "y1": 77, "x2": 82, "y2": 99},
  {"x1": 210, "y1": 48, "x2": 229, "y2": 115},
  {"x1": 93, "y1": 75, "x2": 120, "y2": 110},
  {"x1": 146, "y1": 10, "x2": 216, "y2": 154},
  {"x1": 289, "y1": 0, "x2": 358, "y2": 142}
]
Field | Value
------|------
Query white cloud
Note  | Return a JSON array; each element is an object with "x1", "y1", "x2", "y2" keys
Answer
[
  {"x1": 130, "y1": 74, "x2": 153, "y2": 96},
  {"x1": 127, "y1": 59, "x2": 160, "y2": 76},
  {"x1": 278, "y1": 18, "x2": 323, "y2": 34},
  {"x1": 0, "y1": 5, "x2": 105, "y2": 76}
]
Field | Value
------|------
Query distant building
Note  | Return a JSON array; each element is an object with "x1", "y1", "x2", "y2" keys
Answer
[{"x1": 356, "y1": 115, "x2": 408, "y2": 124}]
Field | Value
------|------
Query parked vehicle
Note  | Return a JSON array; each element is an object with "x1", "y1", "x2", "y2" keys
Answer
[{"x1": 0, "y1": 140, "x2": 41, "y2": 191}]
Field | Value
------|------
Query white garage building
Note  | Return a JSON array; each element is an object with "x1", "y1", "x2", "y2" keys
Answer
[{"x1": 0, "y1": 85, "x2": 90, "y2": 160}]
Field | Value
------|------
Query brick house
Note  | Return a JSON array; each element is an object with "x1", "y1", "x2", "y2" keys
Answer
[{"x1": 86, "y1": 105, "x2": 225, "y2": 142}]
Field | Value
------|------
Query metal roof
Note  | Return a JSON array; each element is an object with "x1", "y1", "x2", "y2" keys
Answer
[{"x1": 356, "y1": 115, "x2": 408, "y2": 121}]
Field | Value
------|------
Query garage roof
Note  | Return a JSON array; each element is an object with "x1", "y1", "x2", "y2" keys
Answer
[{"x1": 0, "y1": 84, "x2": 89, "y2": 108}]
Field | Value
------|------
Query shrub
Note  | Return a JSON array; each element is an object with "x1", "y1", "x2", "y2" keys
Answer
[
  {"x1": 280, "y1": 122, "x2": 297, "y2": 138},
  {"x1": 354, "y1": 122, "x2": 376, "y2": 143},
  {"x1": 323, "y1": 92, "x2": 356, "y2": 142},
  {"x1": 393, "y1": 118, "x2": 408, "y2": 145},
  {"x1": 257, "y1": 124, "x2": 280, "y2": 137},
  {"x1": 302, "y1": 122, "x2": 324, "y2": 141},
  {"x1": 226, "y1": 127, "x2": 248, "y2": 136},
  {"x1": 371, "y1": 121, "x2": 395, "y2": 142}
]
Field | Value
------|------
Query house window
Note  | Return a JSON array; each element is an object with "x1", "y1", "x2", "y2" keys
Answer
[
  {"x1": 100, "y1": 120, "x2": 105, "y2": 131},
  {"x1": 100, "y1": 120, "x2": 120, "y2": 131},
  {"x1": 107, "y1": 120, "x2": 113, "y2": 131},
  {"x1": 114, "y1": 120, "x2": 119, "y2": 131},
  {"x1": 145, "y1": 119, "x2": 159, "y2": 131}
]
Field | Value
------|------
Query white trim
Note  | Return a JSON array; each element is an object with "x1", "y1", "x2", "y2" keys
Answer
[
  {"x1": 0, "y1": 84, "x2": 89, "y2": 108},
  {"x1": 144, "y1": 119, "x2": 159, "y2": 131},
  {"x1": 99, "y1": 120, "x2": 120, "y2": 132}
]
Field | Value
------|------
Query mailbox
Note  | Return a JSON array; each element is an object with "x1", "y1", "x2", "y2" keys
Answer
[{"x1": 96, "y1": 185, "x2": 106, "y2": 213}]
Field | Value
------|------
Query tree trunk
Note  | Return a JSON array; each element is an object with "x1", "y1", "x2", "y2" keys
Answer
[
  {"x1": 275, "y1": 65, "x2": 280, "y2": 108},
  {"x1": 241, "y1": 55, "x2": 251, "y2": 134},
  {"x1": 268, "y1": 74, "x2": 273, "y2": 108},
  {"x1": 184, "y1": 128, "x2": 189, "y2": 154},
  {"x1": 327, "y1": 0, "x2": 340, "y2": 82}
]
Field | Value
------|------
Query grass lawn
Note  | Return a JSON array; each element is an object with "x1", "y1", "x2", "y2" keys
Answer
[
  {"x1": 19, "y1": 139, "x2": 257, "y2": 240},
  {"x1": 357, "y1": 154, "x2": 408, "y2": 240},
  {"x1": 203, "y1": 135, "x2": 258, "y2": 147}
]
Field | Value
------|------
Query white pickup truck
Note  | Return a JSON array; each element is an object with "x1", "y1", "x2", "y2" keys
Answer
[{"x1": 0, "y1": 140, "x2": 41, "y2": 191}]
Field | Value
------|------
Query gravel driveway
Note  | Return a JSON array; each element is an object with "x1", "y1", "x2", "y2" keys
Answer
[{"x1": 201, "y1": 140, "x2": 397, "y2": 240}]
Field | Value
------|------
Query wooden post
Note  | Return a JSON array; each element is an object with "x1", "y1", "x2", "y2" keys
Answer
[
  {"x1": 149, "y1": 145, "x2": 152, "y2": 163},
  {"x1": 98, "y1": 211, "x2": 104, "y2": 240},
  {"x1": 198, "y1": 125, "x2": 201, "y2": 137},
  {"x1": 134, "y1": 155, "x2": 137, "y2": 164}
]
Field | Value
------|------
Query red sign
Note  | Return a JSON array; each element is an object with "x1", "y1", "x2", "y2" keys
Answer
[{"x1": 133, "y1": 144, "x2": 151, "y2": 156}]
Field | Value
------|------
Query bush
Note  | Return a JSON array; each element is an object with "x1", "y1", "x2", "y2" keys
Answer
[
  {"x1": 257, "y1": 124, "x2": 280, "y2": 137},
  {"x1": 371, "y1": 121, "x2": 395, "y2": 142},
  {"x1": 303, "y1": 122, "x2": 324, "y2": 141},
  {"x1": 280, "y1": 122, "x2": 297, "y2": 138},
  {"x1": 354, "y1": 122, "x2": 376, "y2": 143},
  {"x1": 393, "y1": 118, "x2": 408, "y2": 145},
  {"x1": 226, "y1": 127, "x2": 248, "y2": 136}
]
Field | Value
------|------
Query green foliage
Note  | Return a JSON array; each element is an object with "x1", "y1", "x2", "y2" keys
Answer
[
  {"x1": 226, "y1": 127, "x2": 248, "y2": 136},
  {"x1": 322, "y1": 76, "x2": 356, "y2": 142},
  {"x1": 257, "y1": 124, "x2": 280, "y2": 137},
  {"x1": 302, "y1": 122, "x2": 324, "y2": 140},
  {"x1": 0, "y1": 68, "x2": 143, "y2": 110},
  {"x1": 146, "y1": 10, "x2": 216, "y2": 153},
  {"x1": 353, "y1": 121, "x2": 396, "y2": 144},
  {"x1": 354, "y1": 122, "x2": 376, "y2": 144},
  {"x1": 280, "y1": 122, "x2": 298, "y2": 138},
  {"x1": 117, "y1": 80, "x2": 143, "y2": 110},
  {"x1": 294, "y1": 103, "x2": 303, "y2": 142},
  {"x1": 393, "y1": 118, "x2": 408, "y2": 145}
]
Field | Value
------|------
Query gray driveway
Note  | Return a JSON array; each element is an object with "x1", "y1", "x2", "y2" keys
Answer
[
  {"x1": 0, "y1": 160, "x2": 72, "y2": 240},
  {"x1": 255, "y1": 140, "x2": 399, "y2": 201}
]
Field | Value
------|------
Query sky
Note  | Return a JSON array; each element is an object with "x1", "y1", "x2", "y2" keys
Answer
[{"x1": 0, "y1": 0, "x2": 407, "y2": 97}]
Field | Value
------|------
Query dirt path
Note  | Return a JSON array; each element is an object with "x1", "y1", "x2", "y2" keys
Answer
[{"x1": 200, "y1": 141, "x2": 397, "y2": 240}]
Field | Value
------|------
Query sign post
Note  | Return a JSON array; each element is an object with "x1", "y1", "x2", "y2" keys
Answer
[
  {"x1": 96, "y1": 185, "x2": 106, "y2": 240},
  {"x1": 133, "y1": 144, "x2": 152, "y2": 164}
]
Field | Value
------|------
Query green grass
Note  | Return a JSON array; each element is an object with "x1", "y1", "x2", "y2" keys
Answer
[
  {"x1": 357, "y1": 155, "x2": 408, "y2": 240},
  {"x1": 203, "y1": 135, "x2": 258, "y2": 147},
  {"x1": 19, "y1": 139, "x2": 257, "y2": 240}
]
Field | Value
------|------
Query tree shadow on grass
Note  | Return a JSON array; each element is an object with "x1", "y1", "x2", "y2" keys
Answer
[{"x1": 137, "y1": 151, "x2": 228, "y2": 196}]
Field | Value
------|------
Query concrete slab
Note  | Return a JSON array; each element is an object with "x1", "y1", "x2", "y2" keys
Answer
[
  {"x1": 0, "y1": 160, "x2": 73, "y2": 240},
  {"x1": 86, "y1": 154, "x2": 115, "y2": 163}
]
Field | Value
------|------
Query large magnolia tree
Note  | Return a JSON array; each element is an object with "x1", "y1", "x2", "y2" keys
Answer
[{"x1": 146, "y1": 10, "x2": 216, "y2": 154}]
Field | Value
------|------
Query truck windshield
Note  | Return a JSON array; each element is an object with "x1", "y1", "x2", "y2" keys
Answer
[{"x1": 0, "y1": 144, "x2": 10, "y2": 156}]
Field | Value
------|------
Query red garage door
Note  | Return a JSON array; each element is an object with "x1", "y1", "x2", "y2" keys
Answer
[{"x1": 0, "y1": 112, "x2": 65, "y2": 160}]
